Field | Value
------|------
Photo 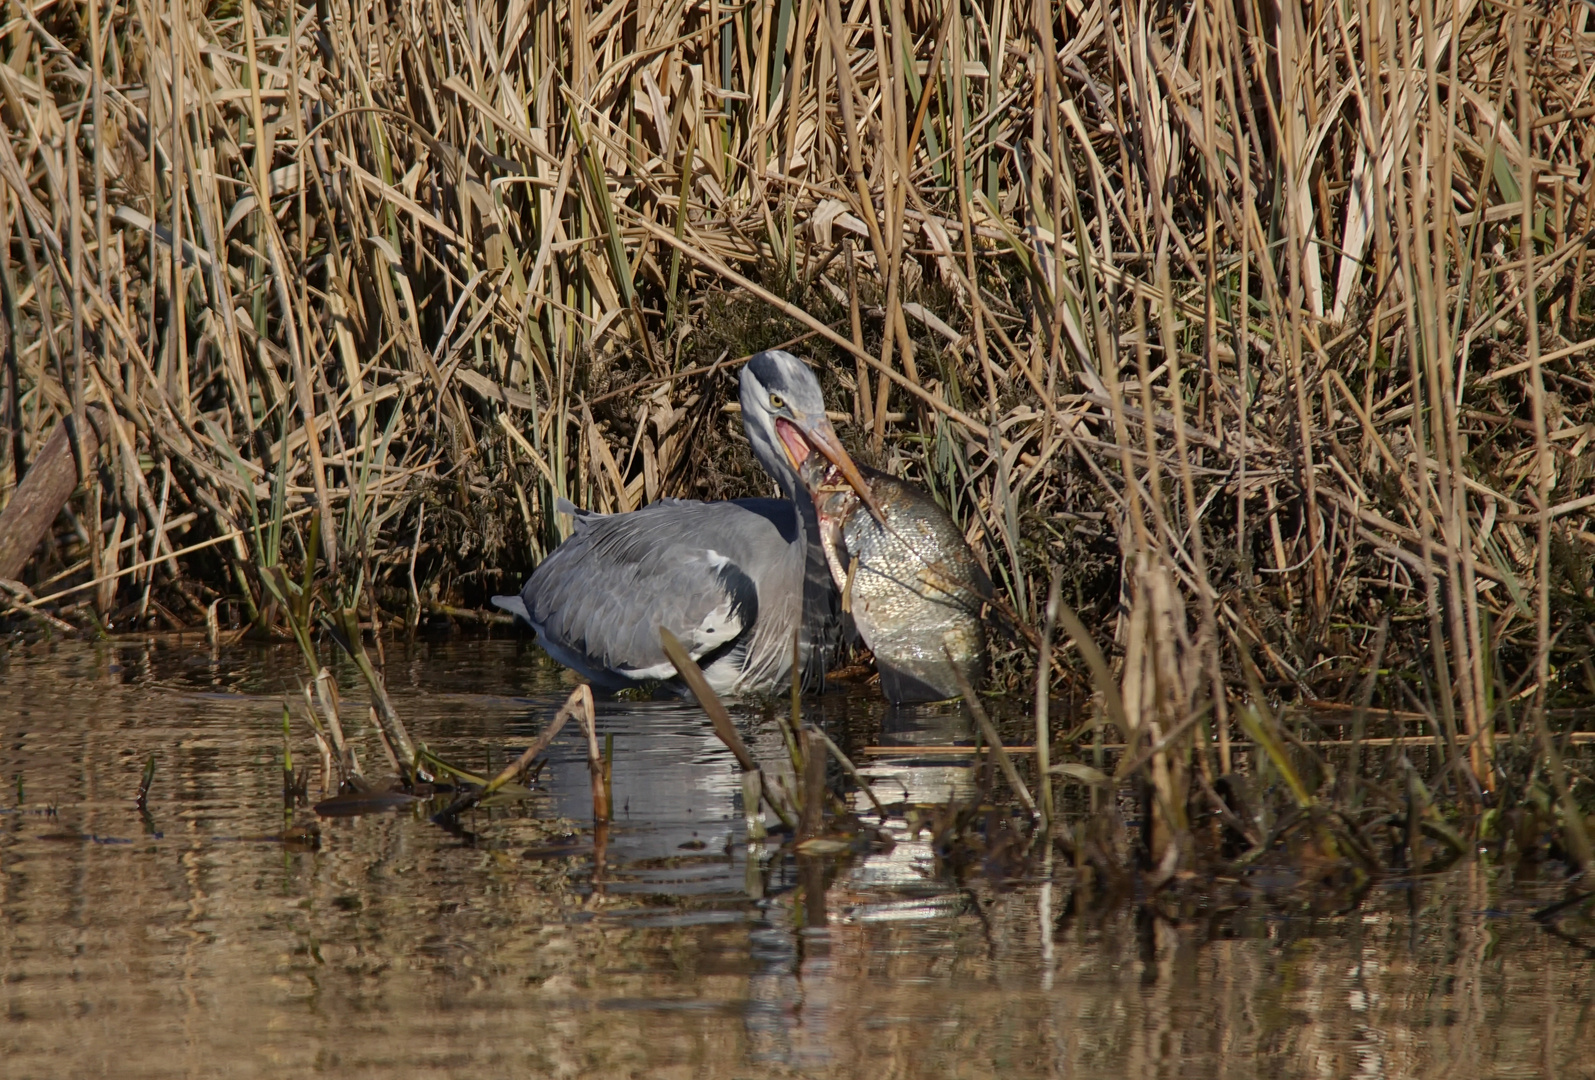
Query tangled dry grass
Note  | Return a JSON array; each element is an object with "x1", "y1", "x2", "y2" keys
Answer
[{"x1": 3, "y1": 0, "x2": 1595, "y2": 864}]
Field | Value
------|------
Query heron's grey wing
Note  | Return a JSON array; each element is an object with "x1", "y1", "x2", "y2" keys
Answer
[{"x1": 522, "y1": 500, "x2": 778, "y2": 679}]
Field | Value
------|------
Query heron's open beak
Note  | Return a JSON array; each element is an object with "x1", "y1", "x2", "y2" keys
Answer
[{"x1": 777, "y1": 415, "x2": 884, "y2": 522}]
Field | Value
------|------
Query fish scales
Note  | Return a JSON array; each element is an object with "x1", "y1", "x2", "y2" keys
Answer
[{"x1": 814, "y1": 469, "x2": 989, "y2": 703}]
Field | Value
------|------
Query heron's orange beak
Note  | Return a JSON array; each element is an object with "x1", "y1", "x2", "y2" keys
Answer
[{"x1": 778, "y1": 414, "x2": 884, "y2": 523}]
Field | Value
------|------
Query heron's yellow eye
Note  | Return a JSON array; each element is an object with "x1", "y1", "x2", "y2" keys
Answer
[{"x1": 769, "y1": 393, "x2": 785, "y2": 410}]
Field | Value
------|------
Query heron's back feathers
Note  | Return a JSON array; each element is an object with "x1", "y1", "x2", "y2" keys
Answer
[{"x1": 519, "y1": 498, "x2": 817, "y2": 692}]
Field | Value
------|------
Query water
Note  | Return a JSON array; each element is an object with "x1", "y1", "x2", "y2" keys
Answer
[{"x1": 0, "y1": 638, "x2": 1590, "y2": 1078}]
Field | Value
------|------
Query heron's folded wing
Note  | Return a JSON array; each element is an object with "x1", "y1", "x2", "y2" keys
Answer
[{"x1": 523, "y1": 501, "x2": 773, "y2": 678}]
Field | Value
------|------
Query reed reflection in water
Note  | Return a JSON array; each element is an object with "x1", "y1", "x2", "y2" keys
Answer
[{"x1": 0, "y1": 639, "x2": 1589, "y2": 1079}]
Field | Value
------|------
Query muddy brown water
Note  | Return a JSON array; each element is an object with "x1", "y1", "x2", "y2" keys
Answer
[{"x1": 0, "y1": 638, "x2": 1590, "y2": 1079}]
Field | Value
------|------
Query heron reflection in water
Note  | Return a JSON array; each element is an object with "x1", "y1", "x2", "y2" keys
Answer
[{"x1": 494, "y1": 350, "x2": 879, "y2": 695}]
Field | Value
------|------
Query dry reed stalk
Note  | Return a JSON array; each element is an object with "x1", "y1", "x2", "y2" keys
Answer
[
  {"x1": 660, "y1": 625, "x2": 795, "y2": 831},
  {"x1": 434, "y1": 684, "x2": 593, "y2": 821}
]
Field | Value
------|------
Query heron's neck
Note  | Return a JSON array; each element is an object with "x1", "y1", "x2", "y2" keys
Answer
[
  {"x1": 790, "y1": 483, "x2": 815, "y2": 542},
  {"x1": 793, "y1": 484, "x2": 846, "y2": 686}
]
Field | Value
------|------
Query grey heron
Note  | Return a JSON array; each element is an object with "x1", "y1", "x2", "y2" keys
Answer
[{"x1": 493, "y1": 350, "x2": 877, "y2": 695}]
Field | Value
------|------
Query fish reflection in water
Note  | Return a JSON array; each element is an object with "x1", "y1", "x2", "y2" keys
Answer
[{"x1": 806, "y1": 462, "x2": 992, "y2": 703}]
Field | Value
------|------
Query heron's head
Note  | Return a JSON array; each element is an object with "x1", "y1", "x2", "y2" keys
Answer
[{"x1": 739, "y1": 350, "x2": 880, "y2": 518}]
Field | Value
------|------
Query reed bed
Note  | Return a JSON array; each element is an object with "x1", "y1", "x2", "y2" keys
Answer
[{"x1": 2, "y1": 0, "x2": 1595, "y2": 869}]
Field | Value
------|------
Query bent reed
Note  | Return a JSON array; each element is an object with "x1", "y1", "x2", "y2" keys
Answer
[{"x1": 2, "y1": 0, "x2": 1594, "y2": 873}]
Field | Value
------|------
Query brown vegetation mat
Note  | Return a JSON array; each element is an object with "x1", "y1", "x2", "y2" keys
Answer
[{"x1": 2, "y1": 0, "x2": 1594, "y2": 867}]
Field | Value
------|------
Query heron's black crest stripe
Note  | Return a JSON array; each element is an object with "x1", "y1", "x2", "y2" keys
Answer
[{"x1": 746, "y1": 349, "x2": 797, "y2": 394}]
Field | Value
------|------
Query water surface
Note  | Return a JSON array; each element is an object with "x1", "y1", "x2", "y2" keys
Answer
[{"x1": 0, "y1": 638, "x2": 1589, "y2": 1078}]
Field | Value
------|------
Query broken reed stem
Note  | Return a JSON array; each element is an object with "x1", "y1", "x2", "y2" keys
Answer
[
  {"x1": 812, "y1": 727, "x2": 890, "y2": 821},
  {"x1": 434, "y1": 685, "x2": 593, "y2": 821},
  {"x1": 859, "y1": 733, "x2": 1595, "y2": 757},
  {"x1": 660, "y1": 626, "x2": 795, "y2": 830},
  {"x1": 281, "y1": 704, "x2": 297, "y2": 807},
  {"x1": 135, "y1": 753, "x2": 156, "y2": 810},
  {"x1": 1036, "y1": 574, "x2": 1059, "y2": 830},
  {"x1": 799, "y1": 729, "x2": 826, "y2": 842},
  {"x1": 329, "y1": 604, "x2": 417, "y2": 773},
  {"x1": 1515, "y1": 5, "x2": 1590, "y2": 872},
  {"x1": 949, "y1": 644, "x2": 1036, "y2": 816}
]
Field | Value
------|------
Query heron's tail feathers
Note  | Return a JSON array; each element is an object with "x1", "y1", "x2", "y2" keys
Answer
[
  {"x1": 490, "y1": 594, "x2": 532, "y2": 626},
  {"x1": 554, "y1": 497, "x2": 606, "y2": 530}
]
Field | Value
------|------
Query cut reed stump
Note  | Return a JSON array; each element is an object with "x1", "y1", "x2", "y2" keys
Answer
[{"x1": 0, "y1": 405, "x2": 106, "y2": 581}]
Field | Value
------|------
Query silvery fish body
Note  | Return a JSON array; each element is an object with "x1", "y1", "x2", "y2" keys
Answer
[{"x1": 812, "y1": 468, "x2": 990, "y2": 702}]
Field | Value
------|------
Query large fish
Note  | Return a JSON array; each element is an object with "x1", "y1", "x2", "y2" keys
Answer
[{"x1": 802, "y1": 461, "x2": 991, "y2": 702}]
